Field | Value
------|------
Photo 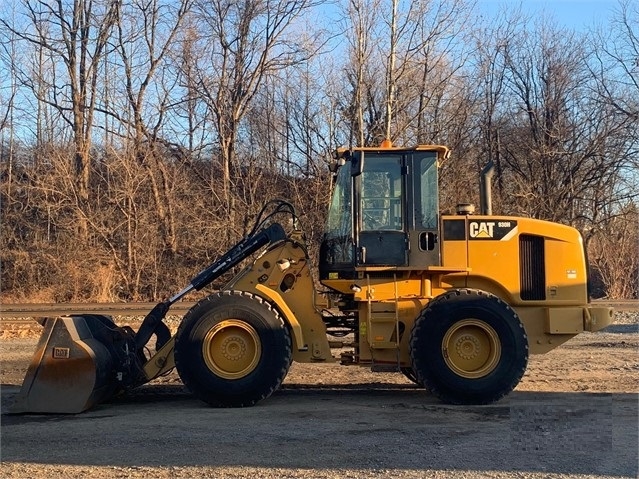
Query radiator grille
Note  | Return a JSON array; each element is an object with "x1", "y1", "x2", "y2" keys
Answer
[{"x1": 519, "y1": 235, "x2": 546, "y2": 300}]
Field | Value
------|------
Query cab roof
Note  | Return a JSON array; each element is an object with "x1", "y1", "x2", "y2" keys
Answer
[{"x1": 335, "y1": 144, "x2": 450, "y2": 160}]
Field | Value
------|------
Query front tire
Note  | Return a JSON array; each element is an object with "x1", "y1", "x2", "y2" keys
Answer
[
  {"x1": 409, "y1": 289, "x2": 528, "y2": 405},
  {"x1": 174, "y1": 291, "x2": 292, "y2": 407}
]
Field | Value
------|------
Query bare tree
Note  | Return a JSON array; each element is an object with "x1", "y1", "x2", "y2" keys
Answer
[
  {"x1": 341, "y1": 0, "x2": 379, "y2": 146},
  {"x1": 189, "y1": 0, "x2": 321, "y2": 235},
  {"x1": 2, "y1": 0, "x2": 121, "y2": 238},
  {"x1": 465, "y1": 8, "x2": 527, "y2": 202},
  {"x1": 112, "y1": 0, "x2": 193, "y2": 254},
  {"x1": 582, "y1": 0, "x2": 639, "y2": 298},
  {"x1": 0, "y1": 7, "x2": 19, "y2": 195},
  {"x1": 588, "y1": 203, "x2": 639, "y2": 299},
  {"x1": 2, "y1": 0, "x2": 637, "y2": 302},
  {"x1": 340, "y1": 0, "x2": 473, "y2": 146},
  {"x1": 590, "y1": 0, "x2": 638, "y2": 123},
  {"x1": 496, "y1": 20, "x2": 607, "y2": 221}
]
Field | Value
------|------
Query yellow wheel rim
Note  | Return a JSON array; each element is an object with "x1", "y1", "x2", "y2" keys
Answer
[
  {"x1": 442, "y1": 319, "x2": 501, "y2": 379},
  {"x1": 202, "y1": 320, "x2": 261, "y2": 379}
]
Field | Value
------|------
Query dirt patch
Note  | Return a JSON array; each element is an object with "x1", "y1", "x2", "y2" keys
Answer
[{"x1": 1, "y1": 316, "x2": 638, "y2": 479}]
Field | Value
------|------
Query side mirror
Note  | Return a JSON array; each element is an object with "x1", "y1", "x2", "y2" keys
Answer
[{"x1": 328, "y1": 158, "x2": 346, "y2": 173}]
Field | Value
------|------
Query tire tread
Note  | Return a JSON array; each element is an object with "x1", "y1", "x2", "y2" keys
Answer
[
  {"x1": 175, "y1": 290, "x2": 292, "y2": 407},
  {"x1": 410, "y1": 288, "x2": 528, "y2": 405}
]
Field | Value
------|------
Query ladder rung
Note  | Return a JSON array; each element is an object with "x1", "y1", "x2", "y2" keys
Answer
[
  {"x1": 370, "y1": 313, "x2": 397, "y2": 322},
  {"x1": 370, "y1": 341, "x2": 398, "y2": 349}
]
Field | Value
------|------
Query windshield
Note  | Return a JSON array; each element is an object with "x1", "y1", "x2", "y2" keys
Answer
[
  {"x1": 361, "y1": 155, "x2": 403, "y2": 231},
  {"x1": 323, "y1": 162, "x2": 353, "y2": 264}
]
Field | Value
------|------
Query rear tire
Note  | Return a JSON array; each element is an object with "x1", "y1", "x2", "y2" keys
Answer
[
  {"x1": 409, "y1": 289, "x2": 528, "y2": 405},
  {"x1": 174, "y1": 291, "x2": 292, "y2": 407}
]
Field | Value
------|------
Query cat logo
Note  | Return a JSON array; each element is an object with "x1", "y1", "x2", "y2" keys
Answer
[
  {"x1": 469, "y1": 221, "x2": 495, "y2": 238},
  {"x1": 468, "y1": 220, "x2": 518, "y2": 241}
]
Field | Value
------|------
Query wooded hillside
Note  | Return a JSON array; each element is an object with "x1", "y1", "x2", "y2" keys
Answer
[{"x1": 1, "y1": 0, "x2": 637, "y2": 301}]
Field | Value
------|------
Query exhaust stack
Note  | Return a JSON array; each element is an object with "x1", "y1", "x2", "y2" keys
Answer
[{"x1": 480, "y1": 160, "x2": 495, "y2": 215}]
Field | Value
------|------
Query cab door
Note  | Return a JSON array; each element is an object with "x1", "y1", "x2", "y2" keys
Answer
[
  {"x1": 407, "y1": 151, "x2": 441, "y2": 268},
  {"x1": 355, "y1": 152, "x2": 408, "y2": 266}
]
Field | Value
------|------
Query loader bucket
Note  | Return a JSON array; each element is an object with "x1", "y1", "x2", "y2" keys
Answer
[{"x1": 10, "y1": 316, "x2": 120, "y2": 414}]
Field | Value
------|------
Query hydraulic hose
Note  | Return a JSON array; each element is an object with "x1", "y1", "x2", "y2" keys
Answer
[{"x1": 134, "y1": 222, "x2": 287, "y2": 352}]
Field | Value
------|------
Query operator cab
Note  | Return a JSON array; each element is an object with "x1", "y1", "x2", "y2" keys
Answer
[{"x1": 319, "y1": 144, "x2": 449, "y2": 283}]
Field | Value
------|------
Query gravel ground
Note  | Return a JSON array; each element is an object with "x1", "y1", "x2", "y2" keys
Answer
[{"x1": 1, "y1": 311, "x2": 637, "y2": 479}]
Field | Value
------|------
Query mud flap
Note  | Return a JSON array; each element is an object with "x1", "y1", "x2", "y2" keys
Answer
[{"x1": 10, "y1": 316, "x2": 120, "y2": 414}]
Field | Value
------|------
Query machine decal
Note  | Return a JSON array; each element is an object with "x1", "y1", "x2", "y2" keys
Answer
[
  {"x1": 53, "y1": 347, "x2": 70, "y2": 359},
  {"x1": 468, "y1": 220, "x2": 518, "y2": 241}
]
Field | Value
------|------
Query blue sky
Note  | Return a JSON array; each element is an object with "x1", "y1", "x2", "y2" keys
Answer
[{"x1": 476, "y1": 0, "x2": 617, "y2": 31}]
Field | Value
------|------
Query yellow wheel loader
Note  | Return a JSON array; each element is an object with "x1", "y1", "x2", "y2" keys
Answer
[{"x1": 11, "y1": 144, "x2": 614, "y2": 413}]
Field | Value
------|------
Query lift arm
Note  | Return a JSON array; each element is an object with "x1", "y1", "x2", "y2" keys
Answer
[{"x1": 134, "y1": 223, "x2": 287, "y2": 352}]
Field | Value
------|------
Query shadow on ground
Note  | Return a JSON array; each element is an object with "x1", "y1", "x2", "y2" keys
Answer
[{"x1": 2, "y1": 383, "x2": 637, "y2": 477}]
